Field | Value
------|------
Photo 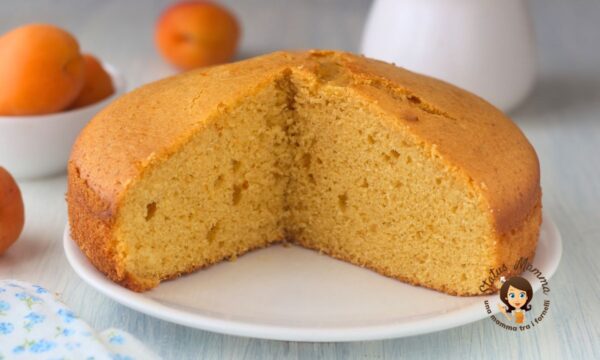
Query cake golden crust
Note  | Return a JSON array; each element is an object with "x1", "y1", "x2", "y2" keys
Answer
[{"x1": 67, "y1": 50, "x2": 541, "y2": 295}]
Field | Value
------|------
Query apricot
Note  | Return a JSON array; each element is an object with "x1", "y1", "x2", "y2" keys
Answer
[
  {"x1": 0, "y1": 24, "x2": 85, "y2": 115},
  {"x1": 0, "y1": 167, "x2": 24, "y2": 254},
  {"x1": 155, "y1": 1, "x2": 240, "y2": 70},
  {"x1": 70, "y1": 54, "x2": 114, "y2": 108}
]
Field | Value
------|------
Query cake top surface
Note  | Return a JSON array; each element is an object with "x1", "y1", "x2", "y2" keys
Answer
[{"x1": 69, "y1": 50, "x2": 540, "y2": 233}]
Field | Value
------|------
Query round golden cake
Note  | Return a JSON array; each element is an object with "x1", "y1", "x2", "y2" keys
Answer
[{"x1": 67, "y1": 50, "x2": 541, "y2": 295}]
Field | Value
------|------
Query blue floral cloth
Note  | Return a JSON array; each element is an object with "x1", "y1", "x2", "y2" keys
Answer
[{"x1": 0, "y1": 280, "x2": 160, "y2": 360}]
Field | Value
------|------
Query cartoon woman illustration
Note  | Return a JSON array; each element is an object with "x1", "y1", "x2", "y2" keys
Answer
[{"x1": 497, "y1": 276, "x2": 533, "y2": 324}]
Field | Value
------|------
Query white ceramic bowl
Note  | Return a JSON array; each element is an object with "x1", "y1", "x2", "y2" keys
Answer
[{"x1": 0, "y1": 64, "x2": 126, "y2": 179}]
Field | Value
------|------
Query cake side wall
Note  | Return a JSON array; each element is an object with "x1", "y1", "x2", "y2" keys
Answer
[
  {"x1": 493, "y1": 195, "x2": 542, "y2": 284},
  {"x1": 68, "y1": 159, "x2": 176, "y2": 292},
  {"x1": 67, "y1": 161, "x2": 124, "y2": 286}
]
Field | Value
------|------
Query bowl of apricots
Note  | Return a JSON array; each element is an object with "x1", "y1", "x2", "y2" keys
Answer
[{"x1": 0, "y1": 24, "x2": 125, "y2": 179}]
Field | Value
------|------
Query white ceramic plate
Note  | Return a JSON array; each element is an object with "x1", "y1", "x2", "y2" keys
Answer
[{"x1": 64, "y1": 214, "x2": 562, "y2": 342}]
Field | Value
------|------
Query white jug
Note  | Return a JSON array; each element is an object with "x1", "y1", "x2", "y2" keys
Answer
[{"x1": 361, "y1": 0, "x2": 537, "y2": 112}]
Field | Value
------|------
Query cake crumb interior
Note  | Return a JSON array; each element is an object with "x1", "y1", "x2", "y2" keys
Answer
[{"x1": 116, "y1": 66, "x2": 496, "y2": 295}]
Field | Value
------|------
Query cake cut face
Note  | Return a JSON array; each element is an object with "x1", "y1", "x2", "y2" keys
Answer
[
  {"x1": 115, "y1": 78, "x2": 291, "y2": 287},
  {"x1": 68, "y1": 51, "x2": 541, "y2": 295}
]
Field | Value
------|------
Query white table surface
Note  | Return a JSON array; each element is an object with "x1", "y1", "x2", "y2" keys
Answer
[{"x1": 1, "y1": 1, "x2": 599, "y2": 359}]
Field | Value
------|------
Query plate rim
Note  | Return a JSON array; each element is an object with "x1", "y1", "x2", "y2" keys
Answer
[{"x1": 63, "y1": 213, "x2": 562, "y2": 342}]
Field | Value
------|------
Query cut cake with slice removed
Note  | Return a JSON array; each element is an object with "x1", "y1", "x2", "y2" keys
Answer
[{"x1": 67, "y1": 50, "x2": 541, "y2": 295}]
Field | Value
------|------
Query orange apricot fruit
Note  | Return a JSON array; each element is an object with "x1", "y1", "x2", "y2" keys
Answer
[
  {"x1": 155, "y1": 1, "x2": 240, "y2": 70},
  {"x1": 0, "y1": 167, "x2": 25, "y2": 254},
  {"x1": 0, "y1": 24, "x2": 85, "y2": 115},
  {"x1": 70, "y1": 54, "x2": 114, "y2": 108}
]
